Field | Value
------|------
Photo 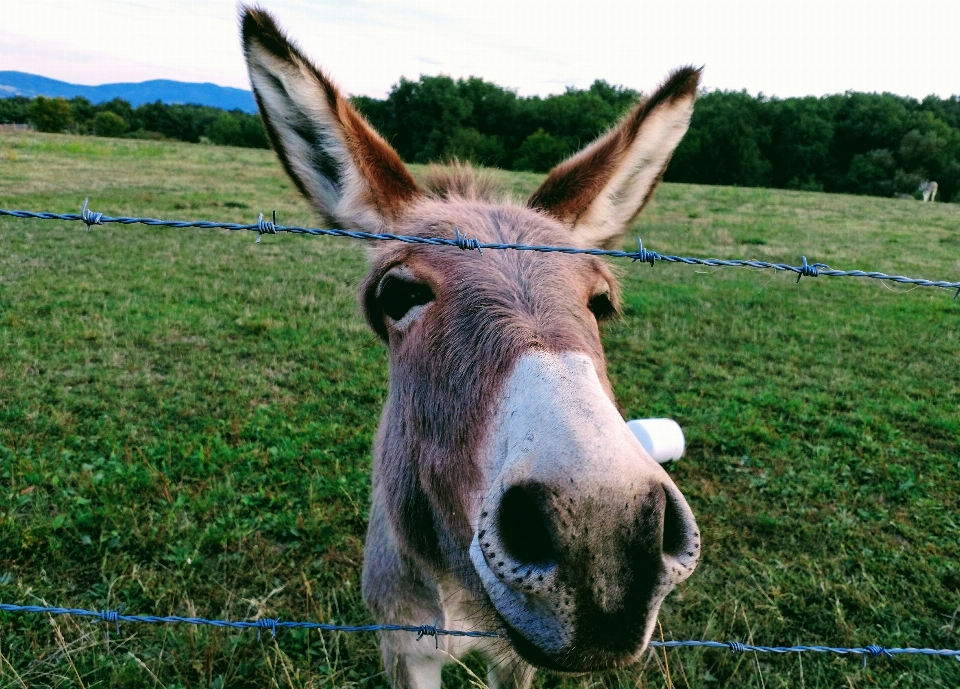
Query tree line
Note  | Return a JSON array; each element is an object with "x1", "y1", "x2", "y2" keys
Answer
[
  {"x1": 354, "y1": 77, "x2": 960, "y2": 202},
  {"x1": 3, "y1": 78, "x2": 959, "y2": 201},
  {"x1": 0, "y1": 95, "x2": 267, "y2": 149}
]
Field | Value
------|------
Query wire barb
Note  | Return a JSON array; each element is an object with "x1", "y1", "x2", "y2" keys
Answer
[
  {"x1": 255, "y1": 211, "x2": 277, "y2": 244},
  {"x1": 80, "y1": 198, "x2": 102, "y2": 231},
  {"x1": 454, "y1": 227, "x2": 481, "y2": 253},
  {"x1": 727, "y1": 640, "x2": 747, "y2": 654},
  {"x1": 631, "y1": 237, "x2": 659, "y2": 266},
  {"x1": 416, "y1": 622, "x2": 440, "y2": 648},
  {"x1": 863, "y1": 644, "x2": 891, "y2": 667},
  {"x1": 97, "y1": 607, "x2": 122, "y2": 633},
  {"x1": 256, "y1": 617, "x2": 279, "y2": 640},
  {"x1": 795, "y1": 255, "x2": 825, "y2": 283}
]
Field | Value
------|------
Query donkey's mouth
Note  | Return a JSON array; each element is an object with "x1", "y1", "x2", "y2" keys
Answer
[
  {"x1": 499, "y1": 617, "x2": 581, "y2": 673},
  {"x1": 498, "y1": 616, "x2": 638, "y2": 674}
]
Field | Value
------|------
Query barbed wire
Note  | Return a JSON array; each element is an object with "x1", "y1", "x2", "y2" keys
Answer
[
  {"x1": 0, "y1": 200, "x2": 957, "y2": 298},
  {"x1": 0, "y1": 603, "x2": 496, "y2": 642},
  {"x1": 2, "y1": 603, "x2": 958, "y2": 666}
]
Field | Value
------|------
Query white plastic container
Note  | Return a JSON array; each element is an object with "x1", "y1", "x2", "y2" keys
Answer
[{"x1": 627, "y1": 418, "x2": 685, "y2": 464}]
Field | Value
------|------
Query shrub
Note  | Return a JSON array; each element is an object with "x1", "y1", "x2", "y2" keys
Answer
[
  {"x1": 513, "y1": 129, "x2": 570, "y2": 173},
  {"x1": 93, "y1": 111, "x2": 128, "y2": 138},
  {"x1": 121, "y1": 129, "x2": 168, "y2": 140},
  {"x1": 207, "y1": 111, "x2": 269, "y2": 148},
  {"x1": 0, "y1": 96, "x2": 30, "y2": 124},
  {"x1": 27, "y1": 96, "x2": 73, "y2": 133},
  {"x1": 444, "y1": 127, "x2": 506, "y2": 167}
]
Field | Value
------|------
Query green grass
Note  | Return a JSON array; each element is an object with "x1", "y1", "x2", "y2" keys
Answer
[{"x1": 1, "y1": 131, "x2": 958, "y2": 688}]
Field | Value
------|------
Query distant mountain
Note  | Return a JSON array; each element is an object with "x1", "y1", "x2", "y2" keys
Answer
[{"x1": 0, "y1": 71, "x2": 257, "y2": 113}]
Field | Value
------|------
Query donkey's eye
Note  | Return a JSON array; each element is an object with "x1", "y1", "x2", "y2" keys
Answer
[
  {"x1": 588, "y1": 292, "x2": 617, "y2": 321},
  {"x1": 378, "y1": 275, "x2": 435, "y2": 321}
]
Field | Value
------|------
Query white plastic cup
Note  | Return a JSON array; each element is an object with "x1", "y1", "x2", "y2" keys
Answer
[{"x1": 627, "y1": 418, "x2": 685, "y2": 464}]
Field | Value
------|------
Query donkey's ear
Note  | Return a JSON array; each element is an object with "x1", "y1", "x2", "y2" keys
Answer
[
  {"x1": 241, "y1": 6, "x2": 420, "y2": 231},
  {"x1": 528, "y1": 67, "x2": 700, "y2": 249}
]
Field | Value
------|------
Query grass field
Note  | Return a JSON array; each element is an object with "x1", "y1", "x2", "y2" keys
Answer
[{"x1": 1, "y1": 130, "x2": 959, "y2": 689}]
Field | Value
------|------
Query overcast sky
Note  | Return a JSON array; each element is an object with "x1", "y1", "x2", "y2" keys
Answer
[{"x1": 2, "y1": 0, "x2": 958, "y2": 100}]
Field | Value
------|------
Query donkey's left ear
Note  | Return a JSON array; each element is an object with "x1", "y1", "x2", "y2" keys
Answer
[
  {"x1": 241, "y1": 6, "x2": 420, "y2": 232},
  {"x1": 528, "y1": 67, "x2": 700, "y2": 249}
]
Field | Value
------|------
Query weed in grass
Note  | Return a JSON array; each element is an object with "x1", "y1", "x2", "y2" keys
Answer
[{"x1": 1, "y1": 131, "x2": 959, "y2": 688}]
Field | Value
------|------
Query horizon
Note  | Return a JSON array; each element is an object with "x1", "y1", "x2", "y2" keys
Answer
[
  {"x1": 4, "y1": 68, "x2": 958, "y2": 104},
  {"x1": 0, "y1": 71, "x2": 245, "y2": 90},
  {"x1": 2, "y1": 1, "x2": 959, "y2": 103}
]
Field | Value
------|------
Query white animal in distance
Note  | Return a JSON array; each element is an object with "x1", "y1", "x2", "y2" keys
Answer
[{"x1": 919, "y1": 180, "x2": 938, "y2": 202}]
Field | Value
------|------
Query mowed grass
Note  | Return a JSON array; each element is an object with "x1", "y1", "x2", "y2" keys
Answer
[{"x1": 0, "y1": 130, "x2": 958, "y2": 689}]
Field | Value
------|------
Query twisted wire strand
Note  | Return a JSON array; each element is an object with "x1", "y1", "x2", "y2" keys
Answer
[
  {"x1": 2, "y1": 603, "x2": 959, "y2": 661},
  {"x1": 0, "y1": 603, "x2": 498, "y2": 639},
  {"x1": 1, "y1": 205, "x2": 957, "y2": 297}
]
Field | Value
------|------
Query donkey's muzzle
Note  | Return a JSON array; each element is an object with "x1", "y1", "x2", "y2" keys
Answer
[
  {"x1": 472, "y1": 475, "x2": 700, "y2": 672},
  {"x1": 467, "y1": 351, "x2": 700, "y2": 671}
]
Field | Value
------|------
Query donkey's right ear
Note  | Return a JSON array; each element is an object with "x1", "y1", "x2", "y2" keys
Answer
[{"x1": 241, "y1": 6, "x2": 420, "y2": 231}]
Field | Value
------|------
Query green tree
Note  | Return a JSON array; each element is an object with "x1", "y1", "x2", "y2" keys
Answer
[
  {"x1": 27, "y1": 96, "x2": 73, "y2": 133},
  {"x1": 9, "y1": 74, "x2": 960, "y2": 201},
  {"x1": 766, "y1": 97, "x2": 836, "y2": 190},
  {"x1": 513, "y1": 129, "x2": 570, "y2": 172},
  {"x1": 897, "y1": 113, "x2": 957, "y2": 175},
  {"x1": 129, "y1": 101, "x2": 220, "y2": 143},
  {"x1": 0, "y1": 96, "x2": 31, "y2": 124},
  {"x1": 588, "y1": 79, "x2": 640, "y2": 112},
  {"x1": 827, "y1": 92, "x2": 912, "y2": 191},
  {"x1": 207, "y1": 111, "x2": 269, "y2": 148},
  {"x1": 937, "y1": 159, "x2": 960, "y2": 202},
  {"x1": 68, "y1": 96, "x2": 95, "y2": 132},
  {"x1": 444, "y1": 127, "x2": 506, "y2": 167},
  {"x1": 530, "y1": 89, "x2": 619, "y2": 154},
  {"x1": 99, "y1": 97, "x2": 134, "y2": 122},
  {"x1": 379, "y1": 76, "x2": 472, "y2": 163},
  {"x1": 667, "y1": 90, "x2": 772, "y2": 187},
  {"x1": 456, "y1": 77, "x2": 520, "y2": 166},
  {"x1": 93, "y1": 111, "x2": 128, "y2": 137},
  {"x1": 208, "y1": 111, "x2": 242, "y2": 146},
  {"x1": 845, "y1": 149, "x2": 897, "y2": 197}
]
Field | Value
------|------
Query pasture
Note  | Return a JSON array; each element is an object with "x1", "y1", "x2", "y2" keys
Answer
[{"x1": 1, "y1": 130, "x2": 958, "y2": 688}]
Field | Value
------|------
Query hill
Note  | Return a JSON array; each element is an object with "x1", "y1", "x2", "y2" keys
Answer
[{"x1": 0, "y1": 70, "x2": 256, "y2": 112}]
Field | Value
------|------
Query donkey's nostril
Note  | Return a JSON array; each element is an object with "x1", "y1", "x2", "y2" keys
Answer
[
  {"x1": 661, "y1": 483, "x2": 688, "y2": 558},
  {"x1": 498, "y1": 484, "x2": 555, "y2": 566}
]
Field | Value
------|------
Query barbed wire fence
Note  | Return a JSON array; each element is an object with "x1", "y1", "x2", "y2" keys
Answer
[
  {"x1": 2, "y1": 199, "x2": 959, "y2": 670},
  {"x1": 0, "y1": 199, "x2": 958, "y2": 298},
  {"x1": 1, "y1": 602, "x2": 959, "y2": 667}
]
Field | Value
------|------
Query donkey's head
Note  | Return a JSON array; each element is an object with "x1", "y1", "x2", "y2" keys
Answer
[{"x1": 243, "y1": 7, "x2": 700, "y2": 674}]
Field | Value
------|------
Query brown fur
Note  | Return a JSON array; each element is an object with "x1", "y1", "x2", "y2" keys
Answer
[
  {"x1": 240, "y1": 7, "x2": 700, "y2": 683},
  {"x1": 422, "y1": 161, "x2": 502, "y2": 202},
  {"x1": 529, "y1": 67, "x2": 701, "y2": 234},
  {"x1": 361, "y1": 201, "x2": 620, "y2": 578},
  {"x1": 242, "y1": 7, "x2": 420, "y2": 222}
]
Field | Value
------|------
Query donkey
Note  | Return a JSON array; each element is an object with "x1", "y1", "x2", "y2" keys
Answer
[
  {"x1": 920, "y1": 180, "x2": 938, "y2": 202},
  {"x1": 241, "y1": 7, "x2": 701, "y2": 687}
]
